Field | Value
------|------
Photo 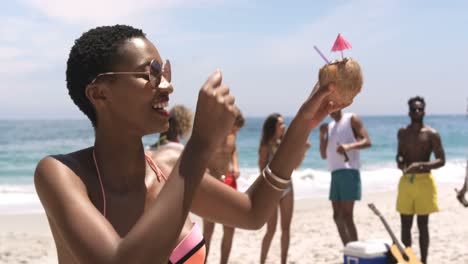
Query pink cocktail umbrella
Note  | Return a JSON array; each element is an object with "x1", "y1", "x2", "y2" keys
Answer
[{"x1": 331, "y1": 33, "x2": 352, "y2": 59}]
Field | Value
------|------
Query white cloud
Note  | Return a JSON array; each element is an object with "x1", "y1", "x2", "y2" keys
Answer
[
  {"x1": 2, "y1": 0, "x2": 465, "y2": 117},
  {"x1": 0, "y1": 17, "x2": 73, "y2": 76},
  {"x1": 253, "y1": 0, "x2": 401, "y2": 67},
  {"x1": 159, "y1": 0, "x2": 407, "y2": 117},
  {"x1": 0, "y1": 47, "x2": 25, "y2": 60},
  {"x1": 0, "y1": 61, "x2": 45, "y2": 75},
  {"x1": 21, "y1": 0, "x2": 235, "y2": 25}
]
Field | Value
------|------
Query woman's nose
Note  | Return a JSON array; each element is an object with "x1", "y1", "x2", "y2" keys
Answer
[{"x1": 157, "y1": 76, "x2": 173, "y2": 94}]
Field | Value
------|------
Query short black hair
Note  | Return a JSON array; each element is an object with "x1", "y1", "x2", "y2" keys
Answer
[
  {"x1": 66, "y1": 25, "x2": 145, "y2": 127},
  {"x1": 408, "y1": 96, "x2": 426, "y2": 108}
]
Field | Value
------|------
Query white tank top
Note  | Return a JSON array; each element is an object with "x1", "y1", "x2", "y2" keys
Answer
[{"x1": 326, "y1": 113, "x2": 361, "y2": 171}]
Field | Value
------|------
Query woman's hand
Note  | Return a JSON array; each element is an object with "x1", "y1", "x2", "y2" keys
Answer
[
  {"x1": 299, "y1": 82, "x2": 351, "y2": 128},
  {"x1": 191, "y1": 70, "x2": 236, "y2": 150}
]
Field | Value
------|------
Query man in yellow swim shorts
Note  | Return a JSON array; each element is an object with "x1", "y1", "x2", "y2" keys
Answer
[{"x1": 396, "y1": 96, "x2": 446, "y2": 264}]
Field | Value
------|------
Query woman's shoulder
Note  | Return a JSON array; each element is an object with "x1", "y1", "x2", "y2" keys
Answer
[
  {"x1": 259, "y1": 142, "x2": 277, "y2": 156},
  {"x1": 268, "y1": 140, "x2": 280, "y2": 151},
  {"x1": 35, "y1": 148, "x2": 92, "y2": 192},
  {"x1": 53, "y1": 147, "x2": 92, "y2": 172}
]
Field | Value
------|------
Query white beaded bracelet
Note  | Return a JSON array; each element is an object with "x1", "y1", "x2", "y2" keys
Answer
[{"x1": 265, "y1": 164, "x2": 291, "y2": 185}]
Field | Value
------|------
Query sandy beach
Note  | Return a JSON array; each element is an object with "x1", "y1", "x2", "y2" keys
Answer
[{"x1": 1, "y1": 185, "x2": 467, "y2": 264}]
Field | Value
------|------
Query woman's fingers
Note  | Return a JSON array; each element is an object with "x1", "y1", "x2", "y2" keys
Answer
[
  {"x1": 215, "y1": 85, "x2": 230, "y2": 96},
  {"x1": 223, "y1": 95, "x2": 235, "y2": 106},
  {"x1": 202, "y1": 70, "x2": 222, "y2": 93},
  {"x1": 317, "y1": 83, "x2": 336, "y2": 100},
  {"x1": 163, "y1": 59, "x2": 172, "y2": 82}
]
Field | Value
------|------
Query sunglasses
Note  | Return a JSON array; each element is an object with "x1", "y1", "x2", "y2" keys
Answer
[
  {"x1": 89, "y1": 59, "x2": 171, "y2": 88},
  {"x1": 410, "y1": 107, "x2": 424, "y2": 113}
]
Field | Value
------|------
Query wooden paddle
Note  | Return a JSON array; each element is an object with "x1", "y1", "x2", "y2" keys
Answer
[{"x1": 367, "y1": 203, "x2": 422, "y2": 264}]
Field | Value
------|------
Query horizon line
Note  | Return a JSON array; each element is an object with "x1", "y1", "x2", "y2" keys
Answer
[{"x1": 1, "y1": 113, "x2": 466, "y2": 121}]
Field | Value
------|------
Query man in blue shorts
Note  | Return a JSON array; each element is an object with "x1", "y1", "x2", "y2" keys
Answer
[{"x1": 319, "y1": 110, "x2": 372, "y2": 245}]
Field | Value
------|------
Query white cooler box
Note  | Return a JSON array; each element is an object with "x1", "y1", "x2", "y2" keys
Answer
[{"x1": 343, "y1": 240, "x2": 390, "y2": 264}]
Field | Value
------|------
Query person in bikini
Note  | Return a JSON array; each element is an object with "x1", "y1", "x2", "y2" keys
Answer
[
  {"x1": 396, "y1": 96, "x2": 446, "y2": 264},
  {"x1": 34, "y1": 24, "x2": 347, "y2": 263},
  {"x1": 147, "y1": 105, "x2": 193, "y2": 179},
  {"x1": 259, "y1": 113, "x2": 310, "y2": 264},
  {"x1": 202, "y1": 108, "x2": 244, "y2": 264}
]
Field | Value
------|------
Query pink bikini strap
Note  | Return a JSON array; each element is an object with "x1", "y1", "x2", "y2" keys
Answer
[
  {"x1": 92, "y1": 149, "x2": 167, "y2": 218},
  {"x1": 92, "y1": 149, "x2": 107, "y2": 217},
  {"x1": 145, "y1": 153, "x2": 168, "y2": 182}
]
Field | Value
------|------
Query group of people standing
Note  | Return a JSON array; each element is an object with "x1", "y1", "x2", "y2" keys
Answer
[
  {"x1": 320, "y1": 96, "x2": 447, "y2": 264},
  {"x1": 32, "y1": 23, "x2": 464, "y2": 264},
  {"x1": 310, "y1": 95, "x2": 451, "y2": 264},
  {"x1": 150, "y1": 95, "x2": 448, "y2": 264}
]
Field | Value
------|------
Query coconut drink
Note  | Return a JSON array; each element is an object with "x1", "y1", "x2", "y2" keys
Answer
[
  {"x1": 318, "y1": 57, "x2": 363, "y2": 106},
  {"x1": 313, "y1": 34, "x2": 362, "y2": 106}
]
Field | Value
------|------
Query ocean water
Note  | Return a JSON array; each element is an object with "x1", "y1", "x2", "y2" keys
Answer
[{"x1": 0, "y1": 116, "x2": 466, "y2": 214}]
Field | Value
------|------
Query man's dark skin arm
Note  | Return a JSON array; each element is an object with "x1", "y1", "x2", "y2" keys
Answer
[
  {"x1": 405, "y1": 131, "x2": 445, "y2": 173},
  {"x1": 396, "y1": 128, "x2": 406, "y2": 171},
  {"x1": 337, "y1": 114, "x2": 372, "y2": 154}
]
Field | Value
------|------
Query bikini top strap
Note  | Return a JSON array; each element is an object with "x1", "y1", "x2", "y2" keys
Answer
[
  {"x1": 92, "y1": 149, "x2": 107, "y2": 217},
  {"x1": 92, "y1": 149, "x2": 167, "y2": 218},
  {"x1": 145, "y1": 153, "x2": 168, "y2": 182}
]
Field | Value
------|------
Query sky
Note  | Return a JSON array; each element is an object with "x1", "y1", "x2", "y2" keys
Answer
[{"x1": 1, "y1": 0, "x2": 467, "y2": 119}]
